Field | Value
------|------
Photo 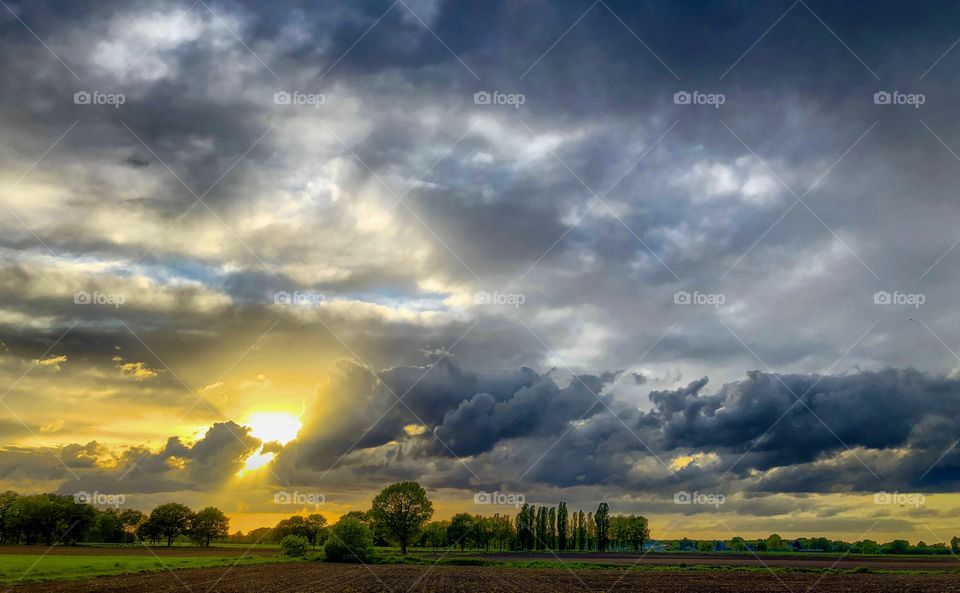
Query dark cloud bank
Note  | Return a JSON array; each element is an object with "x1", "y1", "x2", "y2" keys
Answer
[{"x1": 19, "y1": 360, "x2": 960, "y2": 498}]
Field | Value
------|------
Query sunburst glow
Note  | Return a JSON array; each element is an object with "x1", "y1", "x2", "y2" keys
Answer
[
  {"x1": 245, "y1": 412, "x2": 302, "y2": 445},
  {"x1": 239, "y1": 412, "x2": 302, "y2": 475}
]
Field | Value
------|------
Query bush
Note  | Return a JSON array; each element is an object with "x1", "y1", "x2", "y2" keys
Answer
[
  {"x1": 280, "y1": 535, "x2": 310, "y2": 557},
  {"x1": 323, "y1": 518, "x2": 375, "y2": 563}
]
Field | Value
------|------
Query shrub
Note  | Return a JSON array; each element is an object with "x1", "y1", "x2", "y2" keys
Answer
[
  {"x1": 280, "y1": 534, "x2": 309, "y2": 557},
  {"x1": 323, "y1": 518, "x2": 375, "y2": 563}
]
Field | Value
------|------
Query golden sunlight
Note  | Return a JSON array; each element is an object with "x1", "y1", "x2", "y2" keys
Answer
[
  {"x1": 245, "y1": 412, "x2": 302, "y2": 445},
  {"x1": 240, "y1": 449, "x2": 275, "y2": 474},
  {"x1": 238, "y1": 412, "x2": 302, "y2": 475}
]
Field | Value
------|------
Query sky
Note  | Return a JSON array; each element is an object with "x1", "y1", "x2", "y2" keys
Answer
[{"x1": 2, "y1": 0, "x2": 960, "y2": 541}]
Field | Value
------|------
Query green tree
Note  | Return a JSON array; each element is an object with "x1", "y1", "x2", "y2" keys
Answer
[
  {"x1": 341, "y1": 510, "x2": 370, "y2": 524},
  {"x1": 149, "y1": 503, "x2": 194, "y2": 547},
  {"x1": 0, "y1": 491, "x2": 19, "y2": 544},
  {"x1": 535, "y1": 506, "x2": 547, "y2": 550},
  {"x1": 369, "y1": 481, "x2": 433, "y2": 555},
  {"x1": 765, "y1": 533, "x2": 784, "y2": 551},
  {"x1": 119, "y1": 509, "x2": 146, "y2": 543},
  {"x1": 883, "y1": 539, "x2": 910, "y2": 554},
  {"x1": 623, "y1": 515, "x2": 649, "y2": 552},
  {"x1": 516, "y1": 504, "x2": 535, "y2": 550},
  {"x1": 548, "y1": 507, "x2": 556, "y2": 550},
  {"x1": 273, "y1": 516, "x2": 309, "y2": 541},
  {"x1": 420, "y1": 520, "x2": 449, "y2": 549},
  {"x1": 576, "y1": 510, "x2": 587, "y2": 551},
  {"x1": 190, "y1": 507, "x2": 229, "y2": 547},
  {"x1": 594, "y1": 503, "x2": 610, "y2": 552},
  {"x1": 305, "y1": 514, "x2": 329, "y2": 548},
  {"x1": 811, "y1": 536, "x2": 831, "y2": 552},
  {"x1": 447, "y1": 513, "x2": 474, "y2": 550},
  {"x1": 92, "y1": 508, "x2": 123, "y2": 543},
  {"x1": 557, "y1": 502, "x2": 568, "y2": 551},
  {"x1": 280, "y1": 534, "x2": 309, "y2": 557},
  {"x1": 586, "y1": 512, "x2": 594, "y2": 550},
  {"x1": 492, "y1": 513, "x2": 512, "y2": 551},
  {"x1": 136, "y1": 517, "x2": 162, "y2": 545},
  {"x1": 324, "y1": 517, "x2": 374, "y2": 563}
]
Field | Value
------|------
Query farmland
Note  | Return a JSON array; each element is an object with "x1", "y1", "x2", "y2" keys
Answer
[
  {"x1": 5, "y1": 547, "x2": 960, "y2": 592},
  {"x1": 8, "y1": 560, "x2": 960, "y2": 593}
]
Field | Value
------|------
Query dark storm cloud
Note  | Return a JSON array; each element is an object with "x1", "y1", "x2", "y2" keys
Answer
[
  {"x1": 645, "y1": 369, "x2": 960, "y2": 465},
  {"x1": 279, "y1": 362, "x2": 960, "y2": 496},
  {"x1": 279, "y1": 358, "x2": 608, "y2": 470},
  {"x1": 4, "y1": 361, "x2": 960, "y2": 503}
]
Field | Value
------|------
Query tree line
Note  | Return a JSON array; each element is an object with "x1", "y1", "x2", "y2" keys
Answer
[
  {"x1": 418, "y1": 501, "x2": 649, "y2": 553},
  {"x1": 0, "y1": 491, "x2": 228, "y2": 547},
  {"x1": 13, "y1": 485, "x2": 948, "y2": 557},
  {"x1": 0, "y1": 486, "x2": 646, "y2": 555},
  {"x1": 672, "y1": 534, "x2": 960, "y2": 555}
]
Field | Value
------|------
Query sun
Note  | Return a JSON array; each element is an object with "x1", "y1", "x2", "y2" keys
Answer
[
  {"x1": 245, "y1": 411, "x2": 302, "y2": 445},
  {"x1": 239, "y1": 412, "x2": 302, "y2": 475}
]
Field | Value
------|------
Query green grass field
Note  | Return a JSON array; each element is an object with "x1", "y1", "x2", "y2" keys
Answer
[{"x1": 0, "y1": 554, "x2": 293, "y2": 585}]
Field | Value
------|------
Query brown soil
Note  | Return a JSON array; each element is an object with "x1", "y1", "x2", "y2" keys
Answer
[{"x1": 9, "y1": 562, "x2": 960, "y2": 593}]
